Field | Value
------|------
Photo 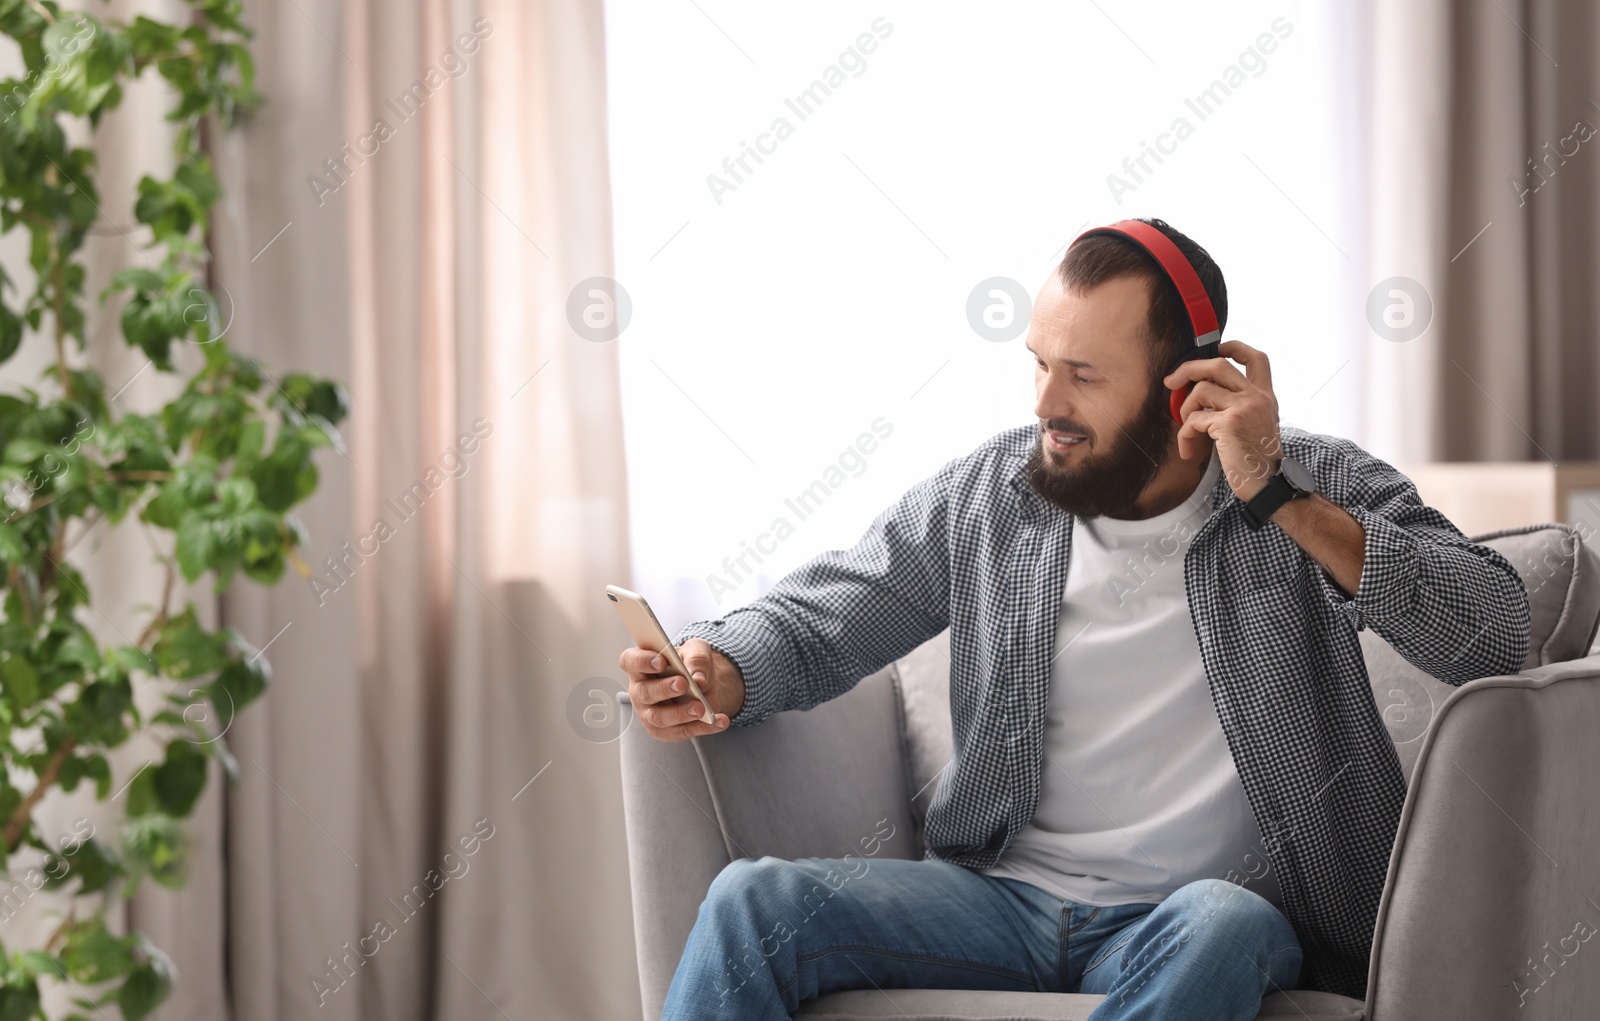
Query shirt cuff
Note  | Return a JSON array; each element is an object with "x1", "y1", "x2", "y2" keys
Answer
[
  {"x1": 672, "y1": 614, "x2": 788, "y2": 728},
  {"x1": 1316, "y1": 503, "x2": 1423, "y2": 632}
]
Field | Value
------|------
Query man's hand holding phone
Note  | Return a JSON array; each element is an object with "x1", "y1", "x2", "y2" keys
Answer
[{"x1": 618, "y1": 638, "x2": 745, "y2": 742}]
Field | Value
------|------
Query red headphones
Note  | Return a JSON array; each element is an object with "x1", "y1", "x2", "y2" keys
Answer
[{"x1": 1068, "y1": 219, "x2": 1221, "y2": 424}]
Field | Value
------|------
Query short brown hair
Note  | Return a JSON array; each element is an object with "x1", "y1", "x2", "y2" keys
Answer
[{"x1": 1057, "y1": 218, "x2": 1228, "y2": 383}]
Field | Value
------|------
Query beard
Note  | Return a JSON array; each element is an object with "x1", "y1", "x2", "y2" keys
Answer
[{"x1": 1025, "y1": 378, "x2": 1178, "y2": 520}]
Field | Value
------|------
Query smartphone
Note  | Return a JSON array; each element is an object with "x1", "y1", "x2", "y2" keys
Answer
[{"x1": 604, "y1": 584, "x2": 715, "y2": 725}]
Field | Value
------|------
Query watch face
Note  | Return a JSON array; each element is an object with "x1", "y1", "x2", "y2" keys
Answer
[{"x1": 1280, "y1": 455, "x2": 1316, "y2": 495}]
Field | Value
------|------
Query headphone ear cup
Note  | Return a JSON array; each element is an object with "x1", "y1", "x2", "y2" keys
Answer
[{"x1": 1169, "y1": 383, "x2": 1189, "y2": 425}]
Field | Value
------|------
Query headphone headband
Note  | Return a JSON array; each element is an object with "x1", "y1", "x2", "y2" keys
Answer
[
  {"x1": 1069, "y1": 219, "x2": 1220, "y2": 349},
  {"x1": 1067, "y1": 219, "x2": 1221, "y2": 425}
]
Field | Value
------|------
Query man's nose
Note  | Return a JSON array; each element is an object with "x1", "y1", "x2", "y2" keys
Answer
[{"x1": 1035, "y1": 372, "x2": 1080, "y2": 422}]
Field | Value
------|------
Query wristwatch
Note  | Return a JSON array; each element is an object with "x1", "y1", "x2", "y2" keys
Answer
[{"x1": 1240, "y1": 454, "x2": 1316, "y2": 530}]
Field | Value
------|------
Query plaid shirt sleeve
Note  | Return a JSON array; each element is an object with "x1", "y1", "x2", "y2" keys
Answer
[
  {"x1": 672, "y1": 457, "x2": 959, "y2": 727},
  {"x1": 1309, "y1": 436, "x2": 1531, "y2": 683}
]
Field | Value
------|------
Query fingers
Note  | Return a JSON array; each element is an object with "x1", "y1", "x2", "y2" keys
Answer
[
  {"x1": 1178, "y1": 379, "x2": 1237, "y2": 421},
  {"x1": 618, "y1": 639, "x2": 729, "y2": 740},
  {"x1": 637, "y1": 692, "x2": 712, "y2": 729},
  {"x1": 645, "y1": 710, "x2": 732, "y2": 743},
  {"x1": 618, "y1": 646, "x2": 669, "y2": 676},
  {"x1": 1175, "y1": 407, "x2": 1218, "y2": 461},
  {"x1": 1166, "y1": 356, "x2": 1249, "y2": 393},
  {"x1": 1218, "y1": 340, "x2": 1272, "y2": 390},
  {"x1": 679, "y1": 638, "x2": 713, "y2": 690},
  {"x1": 636, "y1": 693, "x2": 728, "y2": 739},
  {"x1": 640, "y1": 671, "x2": 690, "y2": 705},
  {"x1": 618, "y1": 645, "x2": 693, "y2": 719}
]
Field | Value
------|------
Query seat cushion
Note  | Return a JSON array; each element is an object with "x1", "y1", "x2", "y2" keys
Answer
[
  {"x1": 800, "y1": 988, "x2": 1364, "y2": 1020},
  {"x1": 1363, "y1": 523, "x2": 1600, "y2": 782}
]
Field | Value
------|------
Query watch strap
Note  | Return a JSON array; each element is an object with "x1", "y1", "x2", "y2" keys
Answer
[{"x1": 1241, "y1": 472, "x2": 1297, "y2": 531}]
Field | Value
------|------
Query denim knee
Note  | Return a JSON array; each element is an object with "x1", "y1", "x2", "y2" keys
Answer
[
  {"x1": 704, "y1": 856, "x2": 778, "y2": 915},
  {"x1": 706, "y1": 856, "x2": 809, "y2": 900},
  {"x1": 702, "y1": 857, "x2": 830, "y2": 935},
  {"x1": 1156, "y1": 878, "x2": 1302, "y2": 984},
  {"x1": 1163, "y1": 878, "x2": 1289, "y2": 935}
]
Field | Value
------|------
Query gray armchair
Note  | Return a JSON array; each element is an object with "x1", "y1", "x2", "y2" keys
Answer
[{"x1": 620, "y1": 524, "x2": 1600, "y2": 1020}]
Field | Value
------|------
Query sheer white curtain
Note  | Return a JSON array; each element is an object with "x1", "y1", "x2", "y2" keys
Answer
[
  {"x1": 203, "y1": 0, "x2": 638, "y2": 1016},
  {"x1": 604, "y1": 0, "x2": 1365, "y2": 631}
]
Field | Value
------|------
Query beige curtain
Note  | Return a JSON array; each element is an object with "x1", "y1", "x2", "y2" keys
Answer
[
  {"x1": 1361, "y1": 0, "x2": 1600, "y2": 462},
  {"x1": 7, "y1": 0, "x2": 642, "y2": 1018}
]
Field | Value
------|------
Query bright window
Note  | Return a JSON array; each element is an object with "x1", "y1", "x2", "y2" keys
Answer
[{"x1": 605, "y1": 0, "x2": 1360, "y2": 628}]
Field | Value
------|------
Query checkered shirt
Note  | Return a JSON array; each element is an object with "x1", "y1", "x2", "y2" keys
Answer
[{"x1": 673, "y1": 423, "x2": 1531, "y2": 1000}]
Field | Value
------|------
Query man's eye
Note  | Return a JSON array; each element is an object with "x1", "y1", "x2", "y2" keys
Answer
[{"x1": 1072, "y1": 374, "x2": 1093, "y2": 385}]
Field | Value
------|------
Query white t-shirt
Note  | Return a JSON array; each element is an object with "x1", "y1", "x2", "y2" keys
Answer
[{"x1": 981, "y1": 447, "x2": 1284, "y2": 910}]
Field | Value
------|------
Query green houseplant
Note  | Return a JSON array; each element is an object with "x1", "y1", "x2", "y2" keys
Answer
[{"x1": 0, "y1": 1, "x2": 346, "y2": 1016}]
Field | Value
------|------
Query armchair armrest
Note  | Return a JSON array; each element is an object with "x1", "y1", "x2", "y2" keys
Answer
[
  {"x1": 619, "y1": 664, "x2": 917, "y2": 1021},
  {"x1": 1366, "y1": 652, "x2": 1600, "y2": 1021}
]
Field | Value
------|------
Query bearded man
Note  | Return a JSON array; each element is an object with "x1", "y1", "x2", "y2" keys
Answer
[{"x1": 623, "y1": 217, "x2": 1531, "y2": 1021}]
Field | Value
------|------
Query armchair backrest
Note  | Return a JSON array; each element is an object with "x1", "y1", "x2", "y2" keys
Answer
[
  {"x1": 1362, "y1": 524, "x2": 1600, "y2": 782},
  {"x1": 1365, "y1": 525, "x2": 1600, "y2": 1020}
]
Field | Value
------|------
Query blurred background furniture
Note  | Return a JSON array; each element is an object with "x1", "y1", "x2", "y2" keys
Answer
[
  {"x1": 1406, "y1": 463, "x2": 1600, "y2": 555},
  {"x1": 619, "y1": 523, "x2": 1600, "y2": 1020}
]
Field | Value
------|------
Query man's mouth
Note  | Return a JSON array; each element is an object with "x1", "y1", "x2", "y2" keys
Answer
[{"x1": 1045, "y1": 429, "x2": 1087, "y2": 451}]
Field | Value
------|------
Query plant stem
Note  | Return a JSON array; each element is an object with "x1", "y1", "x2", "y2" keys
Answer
[
  {"x1": 4, "y1": 737, "x2": 78, "y2": 851},
  {"x1": 40, "y1": 515, "x2": 66, "y2": 593},
  {"x1": 2, "y1": 472, "x2": 175, "y2": 524},
  {"x1": 51, "y1": 230, "x2": 70, "y2": 398},
  {"x1": 61, "y1": 508, "x2": 101, "y2": 555},
  {"x1": 135, "y1": 562, "x2": 175, "y2": 648},
  {"x1": 6, "y1": 564, "x2": 34, "y2": 625},
  {"x1": 2, "y1": 492, "x2": 56, "y2": 524},
  {"x1": 23, "y1": 0, "x2": 55, "y2": 25},
  {"x1": 109, "y1": 470, "x2": 174, "y2": 481}
]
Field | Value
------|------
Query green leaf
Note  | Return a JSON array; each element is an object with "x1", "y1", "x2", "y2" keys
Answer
[
  {"x1": 140, "y1": 478, "x2": 189, "y2": 529},
  {"x1": 62, "y1": 676, "x2": 133, "y2": 745},
  {"x1": 152, "y1": 612, "x2": 228, "y2": 679},
  {"x1": 0, "y1": 522, "x2": 25, "y2": 563},
  {"x1": 57, "y1": 629, "x2": 102, "y2": 672},
  {"x1": 17, "y1": 950, "x2": 60, "y2": 977},
  {"x1": 43, "y1": 836, "x2": 123, "y2": 895},
  {"x1": 174, "y1": 512, "x2": 212, "y2": 582},
  {"x1": 174, "y1": 159, "x2": 219, "y2": 209},
  {"x1": 123, "y1": 766, "x2": 157, "y2": 818},
  {"x1": 0, "y1": 300, "x2": 20, "y2": 367},
  {"x1": 210, "y1": 654, "x2": 267, "y2": 725},
  {"x1": 152, "y1": 739, "x2": 207, "y2": 817},
  {"x1": 3, "y1": 437, "x2": 50, "y2": 464},
  {"x1": 118, "y1": 960, "x2": 172, "y2": 1021},
  {"x1": 233, "y1": 418, "x2": 265, "y2": 471},
  {"x1": 120, "y1": 813, "x2": 188, "y2": 889},
  {"x1": 127, "y1": 16, "x2": 182, "y2": 62},
  {"x1": 62, "y1": 924, "x2": 136, "y2": 984},
  {"x1": 1, "y1": 654, "x2": 40, "y2": 708},
  {"x1": 249, "y1": 430, "x2": 312, "y2": 511},
  {"x1": 0, "y1": 984, "x2": 39, "y2": 1021},
  {"x1": 110, "y1": 645, "x2": 156, "y2": 675},
  {"x1": 86, "y1": 752, "x2": 112, "y2": 799}
]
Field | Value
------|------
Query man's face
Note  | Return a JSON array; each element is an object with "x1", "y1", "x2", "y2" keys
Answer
[{"x1": 1024, "y1": 271, "x2": 1176, "y2": 519}]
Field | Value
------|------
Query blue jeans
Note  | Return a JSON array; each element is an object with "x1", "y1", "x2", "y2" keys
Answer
[{"x1": 661, "y1": 856, "x2": 1302, "y2": 1020}]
